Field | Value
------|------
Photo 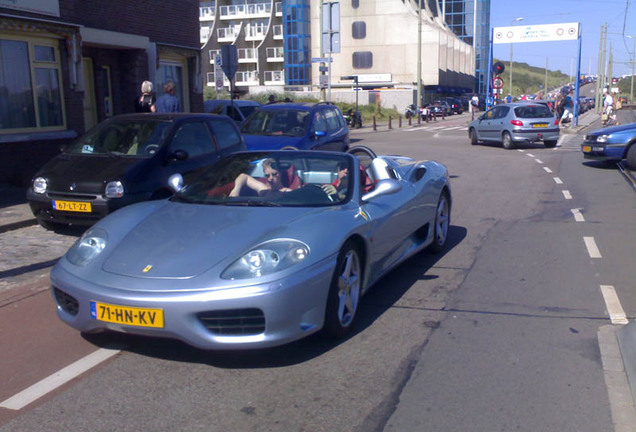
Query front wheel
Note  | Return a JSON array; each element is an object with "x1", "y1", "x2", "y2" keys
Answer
[
  {"x1": 469, "y1": 128, "x2": 478, "y2": 145},
  {"x1": 324, "y1": 240, "x2": 362, "y2": 338},
  {"x1": 544, "y1": 140, "x2": 558, "y2": 148},
  {"x1": 502, "y1": 132, "x2": 514, "y2": 149},
  {"x1": 626, "y1": 144, "x2": 636, "y2": 170},
  {"x1": 428, "y1": 192, "x2": 450, "y2": 253}
]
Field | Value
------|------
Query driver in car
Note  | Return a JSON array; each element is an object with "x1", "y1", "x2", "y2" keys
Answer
[
  {"x1": 230, "y1": 158, "x2": 296, "y2": 197},
  {"x1": 321, "y1": 161, "x2": 349, "y2": 200}
]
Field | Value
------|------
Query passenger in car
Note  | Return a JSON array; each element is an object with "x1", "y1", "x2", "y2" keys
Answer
[
  {"x1": 230, "y1": 158, "x2": 299, "y2": 197},
  {"x1": 321, "y1": 161, "x2": 349, "y2": 198}
]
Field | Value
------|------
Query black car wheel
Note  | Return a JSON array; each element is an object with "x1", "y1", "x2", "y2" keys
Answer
[
  {"x1": 502, "y1": 132, "x2": 514, "y2": 149},
  {"x1": 469, "y1": 128, "x2": 479, "y2": 145},
  {"x1": 627, "y1": 144, "x2": 636, "y2": 170},
  {"x1": 544, "y1": 140, "x2": 558, "y2": 148},
  {"x1": 324, "y1": 240, "x2": 362, "y2": 338}
]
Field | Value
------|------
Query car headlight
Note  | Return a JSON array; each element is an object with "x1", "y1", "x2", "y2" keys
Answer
[
  {"x1": 596, "y1": 135, "x2": 610, "y2": 143},
  {"x1": 66, "y1": 227, "x2": 108, "y2": 266},
  {"x1": 33, "y1": 177, "x2": 47, "y2": 194},
  {"x1": 221, "y1": 239, "x2": 310, "y2": 280},
  {"x1": 105, "y1": 181, "x2": 124, "y2": 198}
]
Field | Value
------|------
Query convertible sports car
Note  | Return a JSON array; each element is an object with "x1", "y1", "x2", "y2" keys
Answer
[{"x1": 50, "y1": 147, "x2": 451, "y2": 350}]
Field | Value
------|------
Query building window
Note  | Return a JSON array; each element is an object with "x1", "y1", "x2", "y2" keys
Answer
[
  {"x1": 352, "y1": 21, "x2": 366, "y2": 39},
  {"x1": 352, "y1": 0, "x2": 359, "y2": 8},
  {"x1": 353, "y1": 51, "x2": 372, "y2": 69},
  {"x1": 156, "y1": 58, "x2": 188, "y2": 111},
  {"x1": 0, "y1": 36, "x2": 65, "y2": 133}
]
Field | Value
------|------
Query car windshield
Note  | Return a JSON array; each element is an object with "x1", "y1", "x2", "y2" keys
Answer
[
  {"x1": 172, "y1": 152, "x2": 353, "y2": 207},
  {"x1": 514, "y1": 105, "x2": 553, "y2": 119},
  {"x1": 240, "y1": 109, "x2": 310, "y2": 137},
  {"x1": 66, "y1": 118, "x2": 171, "y2": 157}
]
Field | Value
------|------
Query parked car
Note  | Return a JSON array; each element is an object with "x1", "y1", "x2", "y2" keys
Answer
[
  {"x1": 441, "y1": 97, "x2": 463, "y2": 114},
  {"x1": 468, "y1": 102, "x2": 560, "y2": 149},
  {"x1": 203, "y1": 99, "x2": 261, "y2": 124},
  {"x1": 581, "y1": 123, "x2": 636, "y2": 169},
  {"x1": 240, "y1": 102, "x2": 349, "y2": 152},
  {"x1": 49, "y1": 147, "x2": 452, "y2": 349},
  {"x1": 27, "y1": 113, "x2": 245, "y2": 230},
  {"x1": 431, "y1": 100, "x2": 453, "y2": 116}
]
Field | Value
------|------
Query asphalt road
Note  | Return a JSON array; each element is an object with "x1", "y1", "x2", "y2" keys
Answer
[{"x1": 0, "y1": 113, "x2": 634, "y2": 431}]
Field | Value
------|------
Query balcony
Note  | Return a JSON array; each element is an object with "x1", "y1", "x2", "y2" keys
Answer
[
  {"x1": 275, "y1": 2, "x2": 282, "y2": 16},
  {"x1": 264, "y1": 70, "x2": 284, "y2": 85},
  {"x1": 246, "y1": 2, "x2": 271, "y2": 18},
  {"x1": 208, "y1": 49, "x2": 220, "y2": 64},
  {"x1": 238, "y1": 48, "x2": 258, "y2": 63},
  {"x1": 199, "y1": 4, "x2": 215, "y2": 21},
  {"x1": 219, "y1": 4, "x2": 246, "y2": 20},
  {"x1": 266, "y1": 47, "x2": 284, "y2": 62},
  {"x1": 235, "y1": 70, "x2": 259, "y2": 86},
  {"x1": 245, "y1": 25, "x2": 266, "y2": 41},
  {"x1": 200, "y1": 27, "x2": 212, "y2": 44},
  {"x1": 217, "y1": 26, "x2": 240, "y2": 42},
  {"x1": 273, "y1": 25, "x2": 283, "y2": 40}
]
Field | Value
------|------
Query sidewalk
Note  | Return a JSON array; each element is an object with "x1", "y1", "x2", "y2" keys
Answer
[{"x1": 0, "y1": 184, "x2": 35, "y2": 234}]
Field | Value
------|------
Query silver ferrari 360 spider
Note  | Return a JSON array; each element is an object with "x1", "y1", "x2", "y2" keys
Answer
[{"x1": 50, "y1": 147, "x2": 451, "y2": 349}]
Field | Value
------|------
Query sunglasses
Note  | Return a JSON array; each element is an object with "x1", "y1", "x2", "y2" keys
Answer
[{"x1": 265, "y1": 171, "x2": 280, "y2": 178}]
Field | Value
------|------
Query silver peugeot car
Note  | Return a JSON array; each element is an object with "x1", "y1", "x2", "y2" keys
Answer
[{"x1": 468, "y1": 102, "x2": 560, "y2": 149}]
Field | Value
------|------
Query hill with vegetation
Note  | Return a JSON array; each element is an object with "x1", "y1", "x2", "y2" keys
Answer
[{"x1": 493, "y1": 59, "x2": 572, "y2": 97}]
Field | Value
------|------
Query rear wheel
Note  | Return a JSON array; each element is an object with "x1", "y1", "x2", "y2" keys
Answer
[
  {"x1": 627, "y1": 144, "x2": 636, "y2": 170},
  {"x1": 502, "y1": 132, "x2": 514, "y2": 149},
  {"x1": 544, "y1": 140, "x2": 558, "y2": 148},
  {"x1": 324, "y1": 240, "x2": 362, "y2": 338},
  {"x1": 469, "y1": 128, "x2": 478, "y2": 145}
]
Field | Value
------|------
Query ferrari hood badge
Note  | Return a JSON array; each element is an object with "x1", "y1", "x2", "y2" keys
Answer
[{"x1": 142, "y1": 265, "x2": 153, "y2": 273}]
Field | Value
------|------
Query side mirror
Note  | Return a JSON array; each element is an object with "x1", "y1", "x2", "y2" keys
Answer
[
  {"x1": 361, "y1": 179, "x2": 402, "y2": 202},
  {"x1": 171, "y1": 149, "x2": 189, "y2": 161},
  {"x1": 168, "y1": 173, "x2": 184, "y2": 193}
]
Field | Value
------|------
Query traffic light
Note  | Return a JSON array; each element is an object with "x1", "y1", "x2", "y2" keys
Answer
[{"x1": 493, "y1": 62, "x2": 505, "y2": 75}]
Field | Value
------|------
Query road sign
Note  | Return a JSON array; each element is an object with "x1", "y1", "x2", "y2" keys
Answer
[
  {"x1": 312, "y1": 57, "x2": 333, "y2": 63},
  {"x1": 493, "y1": 76, "x2": 504, "y2": 89},
  {"x1": 221, "y1": 45, "x2": 238, "y2": 81}
]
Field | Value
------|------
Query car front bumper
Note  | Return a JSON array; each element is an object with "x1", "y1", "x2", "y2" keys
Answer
[
  {"x1": 50, "y1": 255, "x2": 337, "y2": 350},
  {"x1": 27, "y1": 189, "x2": 151, "y2": 226},
  {"x1": 581, "y1": 142, "x2": 626, "y2": 161}
]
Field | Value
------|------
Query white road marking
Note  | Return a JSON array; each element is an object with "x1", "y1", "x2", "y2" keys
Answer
[
  {"x1": 562, "y1": 190, "x2": 573, "y2": 199},
  {"x1": 0, "y1": 348, "x2": 120, "y2": 410},
  {"x1": 584, "y1": 236, "x2": 602, "y2": 258},
  {"x1": 571, "y1": 208, "x2": 585, "y2": 222},
  {"x1": 527, "y1": 153, "x2": 535, "y2": 158},
  {"x1": 445, "y1": 126, "x2": 464, "y2": 130},
  {"x1": 600, "y1": 285, "x2": 629, "y2": 324},
  {"x1": 517, "y1": 149, "x2": 525, "y2": 152},
  {"x1": 544, "y1": 167, "x2": 553, "y2": 173},
  {"x1": 553, "y1": 176, "x2": 562, "y2": 183},
  {"x1": 535, "y1": 159, "x2": 543, "y2": 164}
]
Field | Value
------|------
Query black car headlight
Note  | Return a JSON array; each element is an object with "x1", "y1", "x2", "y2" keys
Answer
[
  {"x1": 105, "y1": 181, "x2": 124, "y2": 198},
  {"x1": 66, "y1": 227, "x2": 108, "y2": 266},
  {"x1": 33, "y1": 177, "x2": 47, "y2": 194},
  {"x1": 221, "y1": 239, "x2": 310, "y2": 280}
]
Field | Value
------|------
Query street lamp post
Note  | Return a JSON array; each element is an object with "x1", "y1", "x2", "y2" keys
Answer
[
  {"x1": 509, "y1": 17, "x2": 523, "y2": 99},
  {"x1": 628, "y1": 35, "x2": 635, "y2": 103}
]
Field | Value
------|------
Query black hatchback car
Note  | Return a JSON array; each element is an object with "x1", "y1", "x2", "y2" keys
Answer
[{"x1": 27, "y1": 113, "x2": 245, "y2": 229}]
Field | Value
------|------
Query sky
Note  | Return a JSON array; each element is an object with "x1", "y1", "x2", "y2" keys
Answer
[{"x1": 490, "y1": 0, "x2": 636, "y2": 78}]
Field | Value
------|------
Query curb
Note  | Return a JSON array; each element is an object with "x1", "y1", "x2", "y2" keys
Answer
[{"x1": 0, "y1": 218, "x2": 37, "y2": 234}]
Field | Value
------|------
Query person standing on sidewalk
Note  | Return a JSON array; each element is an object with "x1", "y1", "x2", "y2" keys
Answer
[
  {"x1": 469, "y1": 94, "x2": 479, "y2": 120},
  {"x1": 155, "y1": 81, "x2": 180, "y2": 113}
]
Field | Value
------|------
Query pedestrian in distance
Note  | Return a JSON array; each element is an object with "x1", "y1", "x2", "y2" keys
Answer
[
  {"x1": 558, "y1": 89, "x2": 574, "y2": 128},
  {"x1": 134, "y1": 80, "x2": 156, "y2": 113},
  {"x1": 154, "y1": 81, "x2": 180, "y2": 113},
  {"x1": 470, "y1": 94, "x2": 479, "y2": 120}
]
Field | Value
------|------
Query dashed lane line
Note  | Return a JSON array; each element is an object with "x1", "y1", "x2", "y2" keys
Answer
[
  {"x1": 571, "y1": 208, "x2": 585, "y2": 222},
  {"x1": 553, "y1": 177, "x2": 563, "y2": 184},
  {"x1": 562, "y1": 190, "x2": 573, "y2": 199},
  {"x1": 584, "y1": 236, "x2": 602, "y2": 258},
  {"x1": 600, "y1": 285, "x2": 629, "y2": 324}
]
